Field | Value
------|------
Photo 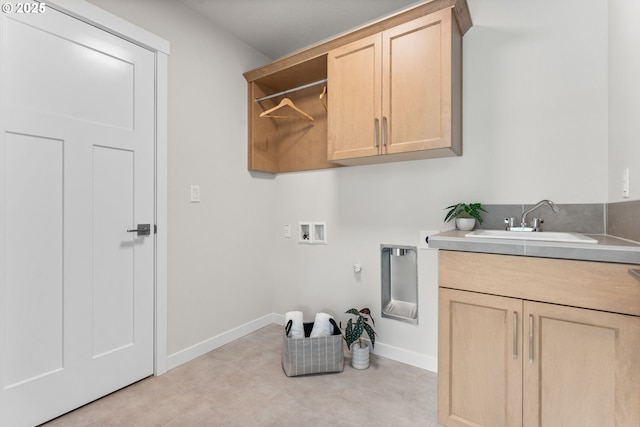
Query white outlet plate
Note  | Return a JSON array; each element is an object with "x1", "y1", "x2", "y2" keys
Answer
[
  {"x1": 419, "y1": 230, "x2": 440, "y2": 249},
  {"x1": 622, "y1": 168, "x2": 630, "y2": 198},
  {"x1": 283, "y1": 224, "x2": 291, "y2": 238}
]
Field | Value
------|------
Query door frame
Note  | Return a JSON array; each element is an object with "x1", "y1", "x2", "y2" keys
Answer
[{"x1": 47, "y1": 0, "x2": 170, "y2": 375}]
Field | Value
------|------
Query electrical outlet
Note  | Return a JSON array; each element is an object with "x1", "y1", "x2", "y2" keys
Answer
[
  {"x1": 622, "y1": 168, "x2": 630, "y2": 198},
  {"x1": 419, "y1": 230, "x2": 440, "y2": 249},
  {"x1": 283, "y1": 224, "x2": 291, "y2": 238}
]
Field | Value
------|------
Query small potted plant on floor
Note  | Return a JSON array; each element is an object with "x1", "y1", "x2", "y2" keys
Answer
[
  {"x1": 344, "y1": 307, "x2": 377, "y2": 370},
  {"x1": 444, "y1": 202, "x2": 487, "y2": 231}
]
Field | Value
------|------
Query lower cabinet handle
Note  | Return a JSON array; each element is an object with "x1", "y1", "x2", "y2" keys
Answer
[
  {"x1": 374, "y1": 118, "x2": 380, "y2": 147},
  {"x1": 528, "y1": 314, "x2": 534, "y2": 365},
  {"x1": 381, "y1": 116, "x2": 388, "y2": 146},
  {"x1": 513, "y1": 312, "x2": 518, "y2": 360}
]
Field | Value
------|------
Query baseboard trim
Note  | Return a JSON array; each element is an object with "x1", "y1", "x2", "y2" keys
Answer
[
  {"x1": 166, "y1": 313, "x2": 438, "y2": 374},
  {"x1": 166, "y1": 313, "x2": 277, "y2": 370},
  {"x1": 272, "y1": 312, "x2": 285, "y2": 325},
  {"x1": 371, "y1": 341, "x2": 438, "y2": 373}
]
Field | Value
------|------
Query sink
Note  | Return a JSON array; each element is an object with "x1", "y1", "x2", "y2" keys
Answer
[{"x1": 465, "y1": 229, "x2": 598, "y2": 244}]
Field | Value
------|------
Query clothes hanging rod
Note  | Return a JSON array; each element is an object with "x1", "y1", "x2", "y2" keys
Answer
[{"x1": 254, "y1": 79, "x2": 327, "y2": 102}]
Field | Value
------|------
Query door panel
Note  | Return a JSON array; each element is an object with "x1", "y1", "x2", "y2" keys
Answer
[
  {"x1": 524, "y1": 301, "x2": 640, "y2": 427},
  {"x1": 4, "y1": 133, "x2": 64, "y2": 388},
  {"x1": 6, "y1": 13, "x2": 134, "y2": 129},
  {"x1": 384, "y1": 10, "x2": 452, "y2": 153},
  {"x1": 92, "y1": 146, "x2": 135, "y2": 357},
  {"x1": 327, "y1": 34, "x2": 381, "y2": 160},
  {"x1": 1, "y1": 6, "x2": 155, "y2": 426},
  {"x1": 438, "y1": 288, "x2": 523, "y2": 427}
]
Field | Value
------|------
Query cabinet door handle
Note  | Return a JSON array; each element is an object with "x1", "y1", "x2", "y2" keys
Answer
[
  {"x1": 513, "y1": 312, "x2": 518, "y2": 360},
  {"x1": 381, "y1": 116, "x2": 388, "y2": 146},
  {"x1": 528, "y1": 314, "x2": 534, "y2": 365},
  {"x1": 374, "y1": 118, "x2": 380, "y2": 147}
]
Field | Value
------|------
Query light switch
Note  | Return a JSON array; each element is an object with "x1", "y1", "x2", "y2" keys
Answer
[{"x1": 190, "y1": 185, "x2": 200, "y2": 203}]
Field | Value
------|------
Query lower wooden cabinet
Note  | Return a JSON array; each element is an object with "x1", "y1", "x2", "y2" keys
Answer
[
  {"x1": 438, "y1": 288, "x2": 522, "y2": 427},
  {"x1": 438, "y1": 287, "x2": 640, "y2": 427},
  {"x1": 523, "y1": 300, "x2": 640, "y2": 427}
]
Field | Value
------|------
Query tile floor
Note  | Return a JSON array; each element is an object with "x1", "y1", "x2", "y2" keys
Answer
[{"x1": 43, "y1": 324, "x2": 442, "y2": 426}]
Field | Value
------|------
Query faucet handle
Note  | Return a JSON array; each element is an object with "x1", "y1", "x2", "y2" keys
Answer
[
  {"x1": 531, "y1": 218, "x2": 544, "y2": 231},
  {"x1": 504, "y1": 217, "x2": 515, "y2": 230}
]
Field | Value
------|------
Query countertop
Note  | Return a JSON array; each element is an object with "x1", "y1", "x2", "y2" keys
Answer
[{"x1": 428, "y1": 229, "x2": 640, "y2": 264}]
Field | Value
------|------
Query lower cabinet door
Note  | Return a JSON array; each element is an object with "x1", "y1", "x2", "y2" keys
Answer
[
  {"x1": 438, "y1": 288, "x2": 523, "y2": 427},
  {"x1": 523, "y1": 301, "x2": 640, "y2": 427}
]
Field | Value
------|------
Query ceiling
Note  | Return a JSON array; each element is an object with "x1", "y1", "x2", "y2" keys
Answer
[{"x1": 177, "y1": 0, "x2": 424, "y2": 59}]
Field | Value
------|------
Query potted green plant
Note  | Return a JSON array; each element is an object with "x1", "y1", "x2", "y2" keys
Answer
[
  {"x1": 444, "y1": 202, "x2": 487, "y2": 231},
  {"x1": 344, "y1": 308, "x2": 377, "y2": 369}
]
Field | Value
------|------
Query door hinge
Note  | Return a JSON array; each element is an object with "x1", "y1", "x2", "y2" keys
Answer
[{"x1": 154, "y1": 224, "x2": 157, "y2": 234}]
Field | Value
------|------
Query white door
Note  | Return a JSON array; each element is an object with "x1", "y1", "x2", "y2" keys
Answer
[{"x1": 0, "y1": 5, "x2": 156, "y2": 426}]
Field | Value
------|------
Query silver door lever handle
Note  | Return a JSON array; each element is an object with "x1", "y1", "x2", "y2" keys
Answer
[{"x1": 127, "y1": 224, "x2": 151, "y2": 236}]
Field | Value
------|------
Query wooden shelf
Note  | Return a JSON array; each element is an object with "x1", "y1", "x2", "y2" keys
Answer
[{"x1": 248, "y1": 55, "x2": 337, "y2": 173}]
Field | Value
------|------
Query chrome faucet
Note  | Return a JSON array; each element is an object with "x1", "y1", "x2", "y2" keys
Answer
[{"x1": 505, "y1": 200, "x2": 559, "y2": 232}]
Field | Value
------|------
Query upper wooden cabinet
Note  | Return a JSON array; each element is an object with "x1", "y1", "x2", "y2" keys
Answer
[
  {"x1": 327, "y1": 34, "x2": 381, "y2": 161},
  {"x1": 328, "y1": 9, "x2": 462, "y2": 165},
  {"x1": 243, "y1": 0, "x2": 471, "y2": 173}
]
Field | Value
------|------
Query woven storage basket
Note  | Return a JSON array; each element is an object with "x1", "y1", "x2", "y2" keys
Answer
[{"x1": 282, "y1": 321, "x2": 344, "y2": 377}]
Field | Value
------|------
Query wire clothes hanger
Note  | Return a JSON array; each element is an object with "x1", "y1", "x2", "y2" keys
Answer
[
  {"x1": 259, "y1": 97, "x2": 314, "y2": 121},
  {"x1": 319, "y1": 86, "x2": 327, "y2": 111}
]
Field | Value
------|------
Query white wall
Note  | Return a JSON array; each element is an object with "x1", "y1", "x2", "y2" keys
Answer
[
  {"x1": 86, "y1": 0, "x2": 618, "y2": 371},
  {"x1": 87, "y1": 0, "x2": 275, "y2": 356},
  {"x1": 271, "y1": 0, "x2": 609, "y2": 370},
  {"x1": 465, "y1": 0, "x2": 608, "y2": 203},
  {"x1": 608, "y1": 0, "x2": 640, "y2": 202}
]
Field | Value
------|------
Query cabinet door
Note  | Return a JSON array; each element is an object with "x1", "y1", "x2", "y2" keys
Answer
[
  {"x1": 524, "y1": 301, "x2": 640, "y2": 427},
  {"x1": 327, "y1": 33, "x2": 381, "y2": 161},
  {"x1": 383, "y1": 9, "x2": 455, "y2": 154},
  {"x1": 438, "y1": 288, "x2": 523, "y2": 427}
]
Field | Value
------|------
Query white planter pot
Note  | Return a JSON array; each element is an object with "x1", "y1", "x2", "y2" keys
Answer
[
  {"x1": 351, "y1": 342, "x2": 370, "y2": 369},
  {"x1": 455, "y1": 217, "x2": 476, "y2": 231}
]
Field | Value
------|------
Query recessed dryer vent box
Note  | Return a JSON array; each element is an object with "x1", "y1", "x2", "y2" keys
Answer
[
  {"x1": 299, "y1": 222, "x2": 327, "y2": 244},
  {"x1": 381, "y1": 245, "x2": 418, "y2": 324},
  {"x1": 312, "y1": 222, "x2": 327, "y2": 244},
  {"x1": 299, "y1": 222, "x2": 312, "y2": 243}
]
